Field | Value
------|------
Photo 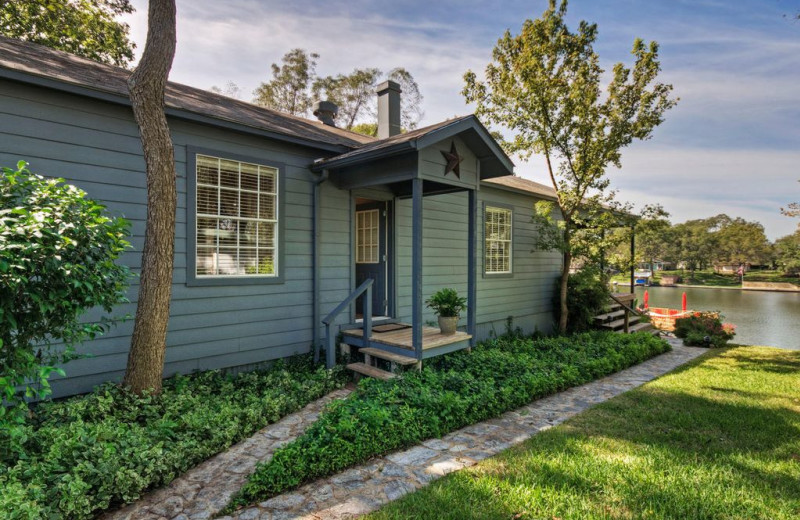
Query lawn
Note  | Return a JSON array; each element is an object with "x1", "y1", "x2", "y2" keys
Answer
[
  {"x1": 612, "y1": 269, "x2": 799, "y2": 288},
  {"x1": 368, "y1": 346, "x2": 800, "y2": 520}
]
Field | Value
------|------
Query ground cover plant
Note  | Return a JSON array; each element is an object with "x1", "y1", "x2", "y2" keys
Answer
[
  {"x1": 225, "y1": 332, "x2": 670, "y2": 511},
  {"x1": 368, "y1": 346, "x2": 800, "y2": 520},
  {"x1": 0, "y1": 356, "x2": 348, "y2": 519}
]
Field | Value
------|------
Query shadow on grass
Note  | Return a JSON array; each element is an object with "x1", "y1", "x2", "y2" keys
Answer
[
  {"x1": 373, "y1": 382, "x2": 800, "y2": 520},
  {"x1": 721, "y1": 349, "x2": 800, "y2": 374}
]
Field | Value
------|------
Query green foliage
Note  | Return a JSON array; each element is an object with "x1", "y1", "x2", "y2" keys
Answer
[
  {"x1": 0, "y1": 356, "x2": 349, "y2": 519},
  {"x1": 463, "y1": 0, "x2": 676, "y2": 332},
  {"x1": 674, "y1": 312, "x2": 736, "y2": 348},
  {"x1": 226, "y1": 332, "x2": 670, "y2": 511},
  {"x1": 0, "y1": 162, "x2": 130, "y2": 426},
  {"x1": 774, "y1": 230, "x2": 800, "y2": 275},
  {"x1": 425, "y1": 288, "x2": 467, "y2": 318},
  {"x1": 369, "y1": 347, "x2": 800, "y2": 520},
  {"x1": 0, "y1": 0, "x2": 136, "y2": 67},
  {"x1": 253, "y1": 49, "x2": 320, "y2": 116},
  {"x1": 556, "y1": 268, "x2": 611, "y2": 332}
]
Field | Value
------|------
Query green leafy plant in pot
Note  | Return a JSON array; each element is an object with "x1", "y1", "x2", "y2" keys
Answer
[{"x1": 426, "y1": 288, "x2": 467, "y2": 335}]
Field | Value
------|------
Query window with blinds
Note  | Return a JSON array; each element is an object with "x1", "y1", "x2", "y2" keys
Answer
[
  {"x1": 485, "y1": 206, "x2": 512, "y2": 274},
  {"x1": 356, "y1": 209, "x2": 380, "y2": 263},
  {"x1": 195, "y1": 154, "x2": 278, "y2": 277}
]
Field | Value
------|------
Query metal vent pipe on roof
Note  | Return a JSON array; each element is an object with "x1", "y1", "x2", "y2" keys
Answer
[
  {"x1": 312, "y1": 100, "x2": 338, "y2": 126},
  {"x1": 377, "y1": 80, "x2": 401, "y2": 138}
]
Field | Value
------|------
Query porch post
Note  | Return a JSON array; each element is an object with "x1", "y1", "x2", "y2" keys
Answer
[
  {"x1": 630, "y1": 223, "x2": 635, "y2": 294},
  {"x1": 467, "y1": 189, "x2": 477, "y2": 346},
  {"x1": 412, "y1": 177, "x2": 423, "y2": 360}
]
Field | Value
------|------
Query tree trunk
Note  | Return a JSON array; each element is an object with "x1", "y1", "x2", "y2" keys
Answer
[
  {"x1": 559, "y1": 249, "x2": 571, "y2": 333},
  {"x1": 123, "y1": 0, "x2": 177, "y2": 395}
]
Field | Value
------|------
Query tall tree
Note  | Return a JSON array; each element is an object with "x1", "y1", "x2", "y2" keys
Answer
[
  {"x1": 671, "y1": 218, "x2": 717, "y2": 278},
  {"x1": 312, "y1": 67, "x2": 381, "y2": 130},
  {"x1": 122, "y1": 0, "x2": 177, "y2": 395},
  {"x1": 253, "y1": 49, "x2": 319, "y2": 116},
  {"x1": 774, "y1": 230, "x2": 800, "y2": 275},
  {"x1": 0, "y1": 0, "x2": 136, "y2": 66},
  {"x1": 463, "y1": 0, "x2": 676, "y2": 332},
  {"x1": 313, "y1": 67, "x2": 424, "y2": 131},
  {"x1": 713, "y1": 215, "x2": 773, "y2": 266}
]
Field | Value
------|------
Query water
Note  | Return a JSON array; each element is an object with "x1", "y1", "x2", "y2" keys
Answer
[{"x1": 629, "y1": 286, "x2": 800, "y2": 350}]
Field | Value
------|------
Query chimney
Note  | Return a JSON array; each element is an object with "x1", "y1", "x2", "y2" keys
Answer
[
  {"x1": 377, "y1": 80, "x2": 402, "y2": 138},
  {"x1": 312, "y1": 100, "x2": 338, "y2": 126}
]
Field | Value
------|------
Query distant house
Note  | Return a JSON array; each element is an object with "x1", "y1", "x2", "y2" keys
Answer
[
  {"x1": 714, "y1": 264, "x2": 748, "y2": 275},
  {"x1": 0, "y1": 36, "x2": 563, "y2": 397}
]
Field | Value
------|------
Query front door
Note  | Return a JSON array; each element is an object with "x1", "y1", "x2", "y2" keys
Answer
[{"x1": 355, "y1": 200, "x2": 389, "y2": 317}]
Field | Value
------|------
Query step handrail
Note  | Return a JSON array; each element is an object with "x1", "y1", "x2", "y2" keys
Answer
[
  {"x1": 608, "y1": 293, "x2": 643, "y2": 333},
  {"x1": 319, "y1": 278, "x2": 373, "y2": 369}
]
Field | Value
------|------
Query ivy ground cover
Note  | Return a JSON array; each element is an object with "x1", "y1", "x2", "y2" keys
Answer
[
  {"x1": 0, "y1": 356, "x2": 348, "y2": 519},
  {"x1": 226, "y1": 332, "x2": 670, "y2": 511},
  {"x1": 369, "y1": 346, "x2": 800, "y2": 520}
]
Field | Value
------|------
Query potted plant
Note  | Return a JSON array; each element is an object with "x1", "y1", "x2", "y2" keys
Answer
[{"x1": 426, "y1": 288, "x2": 467, "y2": 335}]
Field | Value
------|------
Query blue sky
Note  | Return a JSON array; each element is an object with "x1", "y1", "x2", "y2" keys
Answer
[{"x1": 125, "y1": 0, "x2": 800, "y2": 239}]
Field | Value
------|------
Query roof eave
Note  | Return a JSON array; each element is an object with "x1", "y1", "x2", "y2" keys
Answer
[
  {"x1": 311, "y1": 141, "x2": 416, "y2": 172},
  {"x1": 0, "y1": 67, "x2": 352, "y2": 154}
]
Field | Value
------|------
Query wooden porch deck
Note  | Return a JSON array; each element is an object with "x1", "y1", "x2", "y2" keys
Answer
[{"x1": 341, "y1": 323, "x2": 472, "y2": 353}]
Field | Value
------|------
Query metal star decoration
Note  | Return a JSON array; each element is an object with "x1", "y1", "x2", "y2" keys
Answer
[{"x1": 440, "y1": 141, "x2": 462, "y2": 179}]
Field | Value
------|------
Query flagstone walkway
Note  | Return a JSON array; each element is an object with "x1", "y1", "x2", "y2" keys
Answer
[
  {"x1": 107, "y1": 339, "x2": 705, "y2": 520},
  {"x1": 222, "y1": 339, "x2": 704, "y2": 520}
]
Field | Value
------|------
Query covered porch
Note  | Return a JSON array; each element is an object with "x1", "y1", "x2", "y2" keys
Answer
[{"x1": 311, "y1": 115, "x2": 514, "y2": 371}]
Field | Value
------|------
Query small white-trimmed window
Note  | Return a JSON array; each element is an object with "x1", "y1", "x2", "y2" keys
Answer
[
  {"x1": 485, "y1": 206, "x2": 512, "y2": 274},
  {"x1": 195, "y1": 154, "x2": 278, "y2": 277}
]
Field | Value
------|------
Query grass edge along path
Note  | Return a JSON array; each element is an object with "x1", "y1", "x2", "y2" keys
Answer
[
  {"x1": 368, "y1": 346, "x2": 800, "y2": 520},
  {"x1": 224, "y1": 332, "x2": 671, "y2": 512}
]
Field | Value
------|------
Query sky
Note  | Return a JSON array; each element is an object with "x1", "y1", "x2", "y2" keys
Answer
[{"x1": 123, "y1": 0, "x2": 800, "y2": 240}]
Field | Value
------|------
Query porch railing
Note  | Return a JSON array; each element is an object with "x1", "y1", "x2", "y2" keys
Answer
[{"x1": 319, "y1": 278, "x2": 373, "y2": 369}]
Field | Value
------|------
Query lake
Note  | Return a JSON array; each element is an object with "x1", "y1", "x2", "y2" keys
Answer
[{"x1": 629, "y1": 286, "x2": 799, "y2": 350}]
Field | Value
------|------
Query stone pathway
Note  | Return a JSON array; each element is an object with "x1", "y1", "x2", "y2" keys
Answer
[
  {"x1": 106, "y1": 340, "x2": 705, "y2": 520},
  {"x1": 103, "y1": 388, "x2": 353, "y2": 520},
  {"x1": 224, "y1": 340, "x2": 705, "y2": 520}
]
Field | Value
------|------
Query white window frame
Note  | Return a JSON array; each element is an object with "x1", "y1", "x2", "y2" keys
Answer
[
  {"x1": 484, "y1": 205, "x2": 513, "y2": 275},
  {"x1": 194, "y1": 153, "x2": 279, "y2": 279}
]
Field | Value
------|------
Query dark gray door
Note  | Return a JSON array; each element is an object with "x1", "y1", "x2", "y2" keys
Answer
[{"x1": 355, "y1": 201, "x2": 388, "y2": 317}]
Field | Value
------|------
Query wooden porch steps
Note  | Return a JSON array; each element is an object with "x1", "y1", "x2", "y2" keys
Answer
[
  {"x1": 346, "y1": 362, "x2": 396, "y2": 381},
  {"x1": 360, "y1": 348, "x2": 420, "y2": 367},
  {"x1": 594, "y1": 294, "x2": 657, "y2": 335}
]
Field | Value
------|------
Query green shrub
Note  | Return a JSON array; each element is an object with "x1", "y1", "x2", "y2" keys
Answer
[
  {"x1": 674, "y1": 312, "x2": 736, "y2": 347},
  {"x1": 226, "y1": 332, "x2": 670, "y2": 511},
  {"x1": 0, "y1": 162, "x2": 130, "y2": 426},
  {"x1": 0, "y1": 355, "x2": 349, "y2": 519},
  {"x1": 556, "y1": 267, "x2": 611, "y2": 332}
]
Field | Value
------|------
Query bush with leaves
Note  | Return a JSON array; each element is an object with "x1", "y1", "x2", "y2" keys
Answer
[
  {"x1": 0, "y1": 355, "x2": 349, "y2": 519},
  {"x1": 674, "y1": 312, "x2": 736, "y2": 348},
  {"x1": 0, "y1": 162, "x2": 130, "y2": 427},
  {"x1": 225, "y1": 332, "x2": 670, "y2": 511},
  {"x1": 555, "y1": 267, "x2": 611, "y2": 333}
]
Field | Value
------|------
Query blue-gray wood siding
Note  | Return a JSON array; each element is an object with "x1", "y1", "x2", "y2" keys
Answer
[
  {"x1": 395, "y1": 187, "x2": 562, "y2": 336},
  {"x1": 0, "y1": 79, "x2": 353, "y2": 397}
]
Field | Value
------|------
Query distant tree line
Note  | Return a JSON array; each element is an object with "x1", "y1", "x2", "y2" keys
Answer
[{"x1": 621, "y1": 214, "x2": 800, "y2": 276}]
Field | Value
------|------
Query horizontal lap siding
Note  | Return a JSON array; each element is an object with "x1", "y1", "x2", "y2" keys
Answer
[
  {"x1": 0, "y1": 80, "x2": 350, "y2": 397},
  {"x1": 394, "y1": 186, "x2": 561, "y2": 337}
]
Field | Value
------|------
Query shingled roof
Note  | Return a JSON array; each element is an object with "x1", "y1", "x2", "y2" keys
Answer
[
  {"x1": 483, "y1": 175, "x2": 557, "y2": 200},
  {"x1": 0, "y1": 36, "x2": 374, "y2": 151}
]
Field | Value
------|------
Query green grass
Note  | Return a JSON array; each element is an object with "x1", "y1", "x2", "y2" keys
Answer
[
  {"x1": 368, "y1": 347, "x2": 800, "y2": 520},
  {"x1": 612, "y1": 269, "x2": 799, "y2": 288}
]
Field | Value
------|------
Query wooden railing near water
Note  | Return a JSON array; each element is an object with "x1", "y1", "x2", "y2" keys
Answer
[{"x1": 608, "y1": 293, "x2": 644, "y2": 333}]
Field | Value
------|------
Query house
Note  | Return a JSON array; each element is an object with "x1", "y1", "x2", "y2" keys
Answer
[{"x1": 0, "y1": 36, "x2": 562, "y2": 397}]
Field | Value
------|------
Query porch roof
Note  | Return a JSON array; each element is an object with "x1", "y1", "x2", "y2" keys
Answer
[{"x1": 311, "y1": 115, "x2": 514, "y2": 178}]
